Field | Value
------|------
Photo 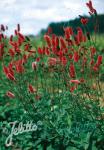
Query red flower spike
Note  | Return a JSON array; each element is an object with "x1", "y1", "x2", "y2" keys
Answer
[
  {"x1": 83, "y1": 57, "x2": 87, "y2": 66},
  {"x1": 15, "y1": 60, "x2": 24, "y2": 73},
  {"x1": 38, "y1": 47, "x2": 43, "y2": 55},
  {"x1": 57, "y1": 50, "x2": 63, "y2": 57},
  {"x1": 70, "y1": 86, "x2": 76, "y2": 93},
  {"x1": 47, "y1": 27, "x2": 52, "y2": 34},
  {"x1": 64, "y1": 27, "x2": 73, "y2": 39},
  {"x1": 3, "y1": 66, "x2": 9, "y2": 75},
  {"x1": 36, "y1": 57, "x2": 40, "y2": 62},
  {"x1": 73, "y1": 52, "x2": 79, "y2": 62},
  {"x1": 90, "y1": 59, "x2": 94, "y2": 65},
  {"x1": 97, "y1": 55, "x2": 103, "y2": 66},
  {"x1": 90, "y1": 47, "x2": 96, "y2": 58},
  {"x1": 69, "y1": 53, "x2": 73, "y2": 59},
  {"x1": 60, "y1": 37, "x2": 67, "y2": 49},
  {"x1": 81, "y1": 18, "x2": 88, "y2": 25},
  {"x1": 45, "y1": 47, "x2": 50, "y2": 56},
  {"x1": 24, "y1": 44, "x2": 30, "y2": 51},
  {"x1": 70, "y1": 80, "x2": 80, "y2": 84},
  {"x1": 7, "y1": 73, "x2": 15, "y2": 81},
  {"x1": 93, "y1": 64, "x2": 99, "y2": 72},
  {"x1": 80, "y1": 78, "x2": 85, "y2": 83},
  {"x1": 10, "y1": 35, "x2": 13, "y2": 42},
  {"x1": 32, "y1": 62, "x2": 37, "y2": 70},
  {"x1": 15, "y1": 30, "x2": 18, "y2": 35},
  {"x1": 48, "y1": 57, "x2": 57, "y2": 66},
  {"x1": 60, "y1": 56, "x2": 67, "y2": 66},
  {"x1": 18, "y1": 33, "x2": 25, "y2": 41},
  {"x1": 17, "y1": 24, "x2": 20, "y2": 32},
  {"x1": 69, "y1": 63, "x2": 76, "y2": 78},
  {"x1": 86, "y1": 0, "x2": 96, "y2": 14},
  {"x1": 52, "y1": 35, "x2": 56, "y2": 48},
  {"x1": 1, "y1": 24, "x2": 5, "y2": 31},
  {"x1": 28, "y1": 84, "x2": 36, "y2": 93},
  {"x1": 9, "y1": 49, "x2": 15, "y2": 57},
  {"x1": 6, "y1": 91, "x2": 15, "y2": 98},
  {"x1": 44, "y1": 35, "x2": 51, "y2": 48},
  {"x1": 77, "y1": 28, "x2": 84, "y2": 43},
  {"x1": 22, "y1": 54, "x2": 28, "y2": 64}
]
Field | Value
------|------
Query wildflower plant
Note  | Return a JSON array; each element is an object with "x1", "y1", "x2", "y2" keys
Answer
[{"x1": 0, "y1": 0, "x2": 104, "y2": 149}]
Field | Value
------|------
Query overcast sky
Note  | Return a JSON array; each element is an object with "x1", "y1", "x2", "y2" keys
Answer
[{"x1": 0, "y1": 0, "x2": 104, "y2": 35}]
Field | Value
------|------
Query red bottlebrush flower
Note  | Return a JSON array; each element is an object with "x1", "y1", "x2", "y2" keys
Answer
[
  {"x1": 52, "y1": 34, "x2": 56, "y2": 48},
  {"x1": 7, "y1": 73, "x2": 15, "y2": 81},
  {"x1": 3, "y1": 65, "x2": 14, "y2": 79},
  {"x1": 60, "y1": 56, "x2": 67, "y2": 66},
  {"x1": 60, "y1": 37, "x2": 66, "y2": 49},
  {"x1": 32, "y1": 62, "x2": 37, "y2": 70},
  {"x1": 8, "y1": 64, "x2": 14, "y2": 76},
  {"x1": 22, "y1": 54, "x2": 28, "y2": 64},
  {"x1": 24, "y1": 44, "x2": 30, "y2": 51},
  {"x1": 69, "y1": 53, "x2": 73, "y2": 59},
  {"x1": 18, "y1": 33, "x2": 25, "y2": 41},
  {"x1": 48, "y1": 57, "x2": 57, "y2": 66},
  {"x1": 90, "y1": 59, "x2": 94, "y2": 65},
  {"x1": 15, "y1": 30, "x2": 18, "y2": 35},
  {"x1": 6, "y1": 91, "x2": 15, "y2": 98},
  {"x1": 17, "y1": 24, "x2": 20, "y2": 32},
  {"x1": 97, "y1": 55, "x2": 103, "y2": 66},
  {"x1": 80, "y1": 78, "x2": 85, "y2": 83},
  {"x1": 44, "y1": 35, "x2": 51, "y2": 48},
  {"x1": 45, "y1": 47, "x2": 50, "y2": 56},
  {"x1": 15, "y1": 60, "x2": 24, "y2": 73},
  {"x1": 70, "y1": 79, "x2": 80, "y2": 84},
  {"x1": 67, "y1": 39, "x2": 74, "y2": 46},
  {"x1": 58, "y1": 50, "x2": 63, "y2": 57},
  {"x1": 69, "y1": 63, "x2": 76, "y2": 78},
  {"x1": 77, "y1": 27, "x2": 84, "y2": 43},
  {"x1": 47, "y1": 27, "x2": 52, "y2": 34},
  {"x1": 1, "y1": 24, "x2": 5, "y2": 31},
  {"x1": 93, "y1": 64, "x2": 99, "y2": 72},
  {"x1": 10, "y1": 35, "x2": 13, "y2": 41},
  {"x1": 86, "y1": 0, "x2": 96, "y2": 14},
  {"x1": 36, "y1": 57, "x2": 40, "y2": 62},
  {"x1": 64, "y1": 27, "x2": 73, "y2": 39},
  {"x1": 38, "y1": 47, "x2": 43, "y2": 55},
  {"x1": 28, "y1": 50, "x2": 36, "y2": 53},
  {"x1": 81, "y1": 18, "x2": 88, "y2": 25},
  {"x1": 3, "y1": 66, "x2": 9, "y2": 75},
  {"x1": 74, "y1": 35, "x2": 79, "y2": 46},
  {"x1": 0, "y1": 34, "x2": 2, "y2": 41},
  {"x1": 0, "y1": 49, "x2": 4, "y2": 59},
  {"x1": 9, "y1": 49, "x2": 15, "y2": 57},
  {"x1": 90, "y1": 47, "x2": 96, "y2": 58},
  {"x1": 15, "y1": 48, "x2": 21, "y2": 53},
  {"x1": 83, "y1": 57, "x2": 87, "y2": 66},
  {"x1": 70, "y1": 86, "x2": 76, "y2": 93},
  {"x1": 16, "y1": 65, "x2": 24, "y2": 73},
  {"x1": 28, "y1": 84, "x2": 36, "y2": 93},
  {"x1": 73, "y1": 52, "x2": 79, "y2": 62}
]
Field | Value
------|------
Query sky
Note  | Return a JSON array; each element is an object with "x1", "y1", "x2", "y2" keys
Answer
[{"x1": 0, "y1": 0, "x2": 104, "y2": 35}]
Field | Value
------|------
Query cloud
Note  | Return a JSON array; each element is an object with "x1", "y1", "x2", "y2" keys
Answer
[{"x1": 0, "y1": 0, "x2": 104, "y2": 35}]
